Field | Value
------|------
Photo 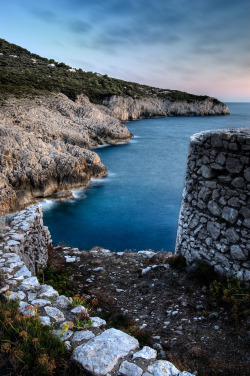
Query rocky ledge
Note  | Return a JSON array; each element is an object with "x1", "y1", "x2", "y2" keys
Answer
[
  {"x1": 102, "y1": 96, "x2": 230, "y2": 121},
  {"x1": 0, "y1": 93, "x2": 131, "y2": 214}
]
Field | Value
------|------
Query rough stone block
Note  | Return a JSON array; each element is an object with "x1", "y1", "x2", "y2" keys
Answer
[
  {"x1": 133, "y1": 346, "x2": 157, "y2": 361},
  {"x1": 71, "y1": 330, "x2": 95, "y2": 343},
  {"x1": 119, "y1": 361, "x2": 143, "y2": 376},
  {"x1": 207, "y1": 221, "x2": 220, "y2": 240},
  {"x1": 44, "y1": 306, "x2": 65, "y2": 322},
  {"x1": 72, "y1": 328, "x2": 139, "y2": 375},
  {"x1": 222, "y1": 207, "x2": 238, "y2": 224},
  {"x1": 148, "y1": 360, "x2": 179, "y2": 376},
  {"x1": 230, "y1": 245, "x2": 247, "y2": 260},
  {"x1": 19, "y1": 277, "x2": 40, "y2": 291},
  {"x1": 208, "y1": 201, "x2": 221, "y2": 216}
]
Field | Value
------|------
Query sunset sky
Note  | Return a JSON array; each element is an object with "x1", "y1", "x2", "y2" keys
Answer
[{"x1": 1, "y1": 0, "x2": 249, "y2": 102}]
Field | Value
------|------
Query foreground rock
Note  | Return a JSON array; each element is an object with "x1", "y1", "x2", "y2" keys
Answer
[
  {"x1": 0, "y1": 93, "x2": 131, "y2": 214},
  {"x1": 72, "y1": 328, "x2": 139, "y2": 375}
]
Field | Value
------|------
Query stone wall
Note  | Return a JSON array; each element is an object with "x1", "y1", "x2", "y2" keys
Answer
[
  {"x1": 0, "y1": 205, "x2": 50, "y2": 274},
  {"x1": 175, "y1": 129, "x2": 250, "y2": 282}
]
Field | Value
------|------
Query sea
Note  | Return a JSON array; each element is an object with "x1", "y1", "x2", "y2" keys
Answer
[{"x1": 41, "y1": 103, "x2": 250, "y2": 252}]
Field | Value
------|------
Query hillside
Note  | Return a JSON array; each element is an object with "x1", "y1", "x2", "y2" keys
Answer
[
  {"x1": 0, "y1": 38, "x2": 229, "y2": 214},
  {"x1": 0, "y1": 38, "x2": 222, "y2": 105}
]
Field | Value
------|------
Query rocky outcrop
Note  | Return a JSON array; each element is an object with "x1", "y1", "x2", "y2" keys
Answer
[
  {"x1": 0, "y1": 93, "x2": 132, "y2": 214},
  {"x1": 175, "y1": 129, "x2": 250, "y2": 282},
  {"x1": 102, "y1": 95, "x2": 230, "y2": 121}
]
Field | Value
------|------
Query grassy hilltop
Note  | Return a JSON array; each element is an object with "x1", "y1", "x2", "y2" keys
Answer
[{"x1": 0, "y1": 38, "x2": 219, "y2": 104}]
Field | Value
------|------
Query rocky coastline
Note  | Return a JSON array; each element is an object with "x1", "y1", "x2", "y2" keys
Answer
[
  {"x1": 0, "y1": 93, "x2": 131, "y2": 215},
  {"x1": 0, "y1": 91, "x2": 229, "y2": 215},
  {"x1": 102, "y1": 95, "x2": 229, "y2": 121}
]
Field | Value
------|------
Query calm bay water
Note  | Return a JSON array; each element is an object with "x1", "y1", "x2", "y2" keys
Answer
[{"x1": 42, "y1": 103, "x2": 250, "y2": 252}]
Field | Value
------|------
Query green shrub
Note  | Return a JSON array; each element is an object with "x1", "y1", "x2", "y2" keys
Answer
[
  {"x1": 0, "y1": 298, "x2": 71, "y2": 375},
  {"x1": 209, "y1": 277, "x2": 250, "y2": 322},
  {"x1": 37, "y1": 266, "x2": 76, "y2": 297}
]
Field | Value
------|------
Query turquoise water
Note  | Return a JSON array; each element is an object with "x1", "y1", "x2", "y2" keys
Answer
[{"x1": 42, "y1": 103, "x2": 250, "y2": 252}]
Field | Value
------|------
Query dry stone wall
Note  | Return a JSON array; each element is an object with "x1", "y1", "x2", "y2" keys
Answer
[
  {"x1": 0, "y1": 205, "x2": 50, "y2": 274},
  {"x1": 175, "y1": 129, "x2": 250, "y2": 282}
]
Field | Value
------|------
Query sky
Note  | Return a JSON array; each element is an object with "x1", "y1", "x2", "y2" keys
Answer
[{"x1": 0, "y1": 0, "x2": 249, "y2": 102}]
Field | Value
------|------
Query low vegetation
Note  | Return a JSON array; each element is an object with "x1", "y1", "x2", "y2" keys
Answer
[
  {"x1": 0, "y1": 38, "x2": 217, "y2": 104},
  {"x1": 210, "y1": 277, "x2": 250, "y2": 322},
  {"x1": 0, "y1": 298, "x2": 78, "y2": 376},
  {"x1": 37, "y1": 266, "x2": 76, "y2": 297}
]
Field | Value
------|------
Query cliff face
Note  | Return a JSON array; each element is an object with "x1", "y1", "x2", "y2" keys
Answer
[
  {"x1": 0, "y1": 93, "x2": 132, "y2": 214},
  {"x1": 102, "y1": 95, "x2": 230, "y2": 121}
]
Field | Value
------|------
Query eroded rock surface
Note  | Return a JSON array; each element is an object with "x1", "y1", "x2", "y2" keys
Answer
[
  {"x1": 0, "y1": 93, "x2": 132, "y2": 214},
  {"x1": 103, "y1": 95, "x2": 230, "y2": 121}
]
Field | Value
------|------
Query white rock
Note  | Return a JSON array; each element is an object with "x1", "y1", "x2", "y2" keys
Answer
[
  {"x1": 7, "y1": 240, "x2": 20, "y2": 246},
  {"x1": 133, "y1": 346, "x2": 157, "y2": 361},
  {"x1": 65, "y1": 256, "x2": 76, "y2": 262},
  {"x1": 38, "y1": 285, "x2": 59, "y2": 298},
  {"x1": 54, "y1": 295, "x2": 71, "y2": 308},
  {"x1": 14, "y1": 265, "x2": 32, "y2": 278},
  {"x1": 72, "y1": 328, "x2": 139, "y2": 375},
  {"x1": 1, "y1": 267, "x2": 14, "y2": 274},
  {"x1": 10, "y1": 234, "x2": 24, "y2": 242},
  {"x1": 53, "y1": 329, "x2": 73, "y2": 341},
  {"x1": 141, "y1": 267, "x2": 152, "y2": 275},
  {"x1": 6, "y1": 280, "x2": 18, "y2": 286},
  {"x1": 138, "y1": 250, "x2": 155, "y2": 258},
  {"x1": 27, "y1": 292, "x2": 37, "y2": 301},
  {"x1": 119, "y1": 360, "x2": 143, "y2": 376},
  {"x1": 101, "y1": 249, "x2": 111, "y2": 254},
  {"x1": 71, "y1": 330, "x2": 95, "y2": 342},
  {"x1": 31, "y1": 299, "x2": 51, "y2": 307},
  {"x1": 0, "y1": 285, "x2": 9, "y2": 294},
  {"x1": 91, "y1": 317, "x2": 106, "y2": 327},
  {"x1": 65, "y1": 341, "x2": 72, "y2": 350},
  {"x1": 86, "y1": 278, "x2": 94, "y2": 283},
  {"x1": 148, "y1": 360, "x2": 180, "y2": 376},
  {"x1": 19, "y1": 301, "x2": 36, "y2": 316},
  {"x1": 39, "y1": 316, "x2": 51, "y2": 325},
  {"x1": 44, "y1": 306, "x2": 65, "y2": 322},
  {"x1": 71, "y1": 305, "x2": 88, "y2": 314},
  {"x1": 19, "y1": 277, "x2": 40, "y2": 290},
  {"x1": 117, "y1": 252, "x2": 124, "y2": 256},
  {"x1": 5, "y1": 255, "x2": 22, "y2": 263},
  {"x1": 2, "y1": 253, "x2": 17, "y2": 257},
  {"x1": 93, "y1": 267, "x2": 104, "y2": 271},
  {"x1": 5, "y1": 291, "x2": 26, "y2": 301},
  {"x1": 9, "y1": 262, "x2": 24, "y2": 268}
]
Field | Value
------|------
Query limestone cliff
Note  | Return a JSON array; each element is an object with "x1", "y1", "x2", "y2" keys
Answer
[
  {"x1": 102, "y1": 95, "x2": 230, "y2": 121},
  {"x1": 0, "y1": 93, "x2": 132, "y2": 214}
]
